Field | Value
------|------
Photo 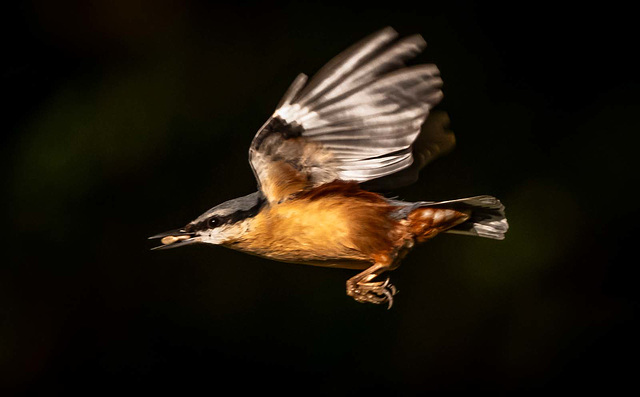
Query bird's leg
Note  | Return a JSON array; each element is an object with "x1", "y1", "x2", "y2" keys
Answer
[{"x1": 346, "y1": 263, "x2": 398, "y2": 309}]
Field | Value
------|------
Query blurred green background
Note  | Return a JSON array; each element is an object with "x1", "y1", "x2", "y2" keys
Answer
[{"x1": 2, "y1": 0, "x2": 638, "y2": 393}]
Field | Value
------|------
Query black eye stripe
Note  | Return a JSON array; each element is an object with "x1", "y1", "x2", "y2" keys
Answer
[
  {"x1": 206, "y1": 214, "x2": 233, "y2": 229},
  {"x1": 190, "y1": 194, "x2": 266, "y2": 232}
]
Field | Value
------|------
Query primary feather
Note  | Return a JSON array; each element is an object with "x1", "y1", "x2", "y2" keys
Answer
[{"x1": 250, "y1": 27, "x2": 444, "y2": 202}]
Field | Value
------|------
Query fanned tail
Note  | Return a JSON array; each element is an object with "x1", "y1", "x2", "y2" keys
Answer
[
  {"x1": 433, "y1": 196, "x2": 509, "y2": 240},
  {"x1": 393, "y1": 196, "x2": 509, "y2": 240}
]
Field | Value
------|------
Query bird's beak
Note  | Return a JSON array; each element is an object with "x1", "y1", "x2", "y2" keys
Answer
[{"x1": 148, "y1": 228, "x2": 198, "y2": 250}]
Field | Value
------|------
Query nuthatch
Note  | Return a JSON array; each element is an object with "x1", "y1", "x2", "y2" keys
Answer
[{"x1": 150, "y1": 27, "x2": 508, "y2": 308}]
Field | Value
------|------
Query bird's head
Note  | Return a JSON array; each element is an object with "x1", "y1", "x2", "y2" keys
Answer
[{"x1": 150, "y1": 191, "x2": 265, "y2": 250}]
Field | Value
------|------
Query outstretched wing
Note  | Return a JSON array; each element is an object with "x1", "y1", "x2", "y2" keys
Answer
[{"x1": 249, "y1": 27, "x2": 444, "y2": 203}]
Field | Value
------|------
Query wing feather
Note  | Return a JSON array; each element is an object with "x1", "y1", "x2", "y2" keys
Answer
[
  {"x1": 250, "y1": 27, "x2": 444, "y2": 203},
  {"x1": 294, "y1": 27, "x2": 399, "y2": 107}
]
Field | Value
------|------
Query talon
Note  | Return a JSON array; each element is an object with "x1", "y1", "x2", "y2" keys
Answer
[
  {"x1": 349, "y1": 281, "x2": 397, "y2": 307},
  {"x1": 382, "y1": 289, "x2": 393, "y2": 307},
  {"x1": 346, "y1": 264, "x2": 398, "y2": 308}
]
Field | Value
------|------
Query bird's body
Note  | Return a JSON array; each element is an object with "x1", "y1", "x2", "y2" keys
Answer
[
  {"x1": 230, "y1": 181, "x2": 398, "y2": 268},
  {"x1": 223, "y1": 181, "x2": 472, "y2": 270},
  {"x1": 150, "y1": 27, "x2": 508, "y2": 307}
]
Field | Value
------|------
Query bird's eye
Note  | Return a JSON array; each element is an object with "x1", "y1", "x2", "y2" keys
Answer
[{"x1": 208, "y1": 217, "x2": 220, "y2": 228}]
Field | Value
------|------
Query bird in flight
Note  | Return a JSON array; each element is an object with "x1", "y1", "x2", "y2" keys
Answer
[{"x1": 150, "y1": 27, "x2": 508, "y2": 308}]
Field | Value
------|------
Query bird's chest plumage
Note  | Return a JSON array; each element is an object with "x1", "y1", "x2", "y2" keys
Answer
[{"x1": 228, "y1": 192, "x2": 404, "y2": 267}]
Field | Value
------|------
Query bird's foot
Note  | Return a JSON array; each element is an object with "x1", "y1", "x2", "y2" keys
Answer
[{"x1": 347, "y1": 276, "x2": 398, "y2": 309}]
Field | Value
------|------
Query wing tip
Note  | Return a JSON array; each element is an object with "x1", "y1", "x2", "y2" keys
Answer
[
  {"x1": 402, "y1": 33, "x2": 427, "y2": 49},
  {"x1": 378, "y1": 26, "x2": 399, "y2": 38},
  {"x1": 276, "y1": 73, "x2": 309, "y2": 109}
]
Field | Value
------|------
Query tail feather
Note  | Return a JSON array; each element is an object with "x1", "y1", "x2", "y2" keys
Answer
[
  {"x1": 393, "y1": 195, "x2": 508, "y2": 240},
  {"x1": 434, "y1": 196, "x2": 508, "y2": 240}
]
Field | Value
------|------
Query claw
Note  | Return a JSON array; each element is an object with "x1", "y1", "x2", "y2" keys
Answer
[
  {"x1": 346, "y1": 279, "x2": 398, "y2": 307},
  {"x1": 345, "y1": 264, "x2": 399, "y2": 308},
  {"x1": 382, "y1": 288, "x2": 394, "y2": 309}
]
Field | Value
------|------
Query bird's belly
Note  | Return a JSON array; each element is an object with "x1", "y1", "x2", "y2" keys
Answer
[{"x1": 230, "y1": 197, "x2": 392, "y2": 266}]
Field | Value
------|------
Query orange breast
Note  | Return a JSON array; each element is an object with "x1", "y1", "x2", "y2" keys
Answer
[{"x1": 231, "y1": 181, "x2": 403, "y2": 266}]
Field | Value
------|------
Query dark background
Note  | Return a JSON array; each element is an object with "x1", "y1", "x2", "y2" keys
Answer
[{"x1": 2, "y1": 0, "x2": 638, "y2": 393}]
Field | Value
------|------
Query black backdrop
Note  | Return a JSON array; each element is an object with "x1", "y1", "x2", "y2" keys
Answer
[{"x1": 3, "y1": 1, "x2": 639, "y2": 393}]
